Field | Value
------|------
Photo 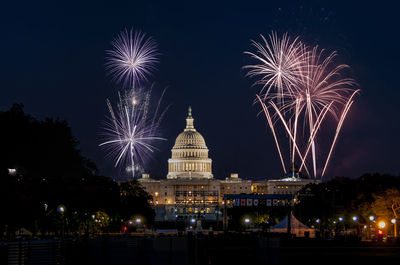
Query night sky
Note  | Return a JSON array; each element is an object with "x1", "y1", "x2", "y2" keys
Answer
[{"x1": 1, "y1": 0, "x2": 399, "y2": 181}]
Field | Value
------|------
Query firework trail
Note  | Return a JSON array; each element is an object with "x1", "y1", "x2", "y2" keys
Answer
[
  {"x1": 105, "y1": 29, "x2": 159, "y2": 89},
  {"x1": 245, "y1": 32, "x2": 359, "y2": 179},
  {"x1": 99, "y1": 88, "x2": 168, "y2": 178},
  {"x1": 291, "y1": 47, "x2": 357, "y2": 177}
]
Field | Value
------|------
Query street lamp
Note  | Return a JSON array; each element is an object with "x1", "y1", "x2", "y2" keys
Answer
[
  {"x1": 57, "y1": 205, "x2": 66, "y2": 239},
  {"x1": 351, "y1": 216, "x2": 359, "y2": 236},
  {"x1": 243, "y1": 218, "x2": 251, "y2": 230},
  {"x1": 391, "y1": 219, "x2": 397, "y2": 238},
  {"x1": 135, "y1": 218, "x2": 141, "y2": 224},
  {"x1": 337, "y1": 217, "x2": 344, "y2": 235},
  {"x1": 378, "y1": 221, "x2": 386, "y2": 241},
  {"x1": 367, "y1": 216, "x2": 375, "y2": 240}
]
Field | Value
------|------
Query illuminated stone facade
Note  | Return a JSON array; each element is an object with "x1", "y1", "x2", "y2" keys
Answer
[
  {"x1": 138, "y1": 107, "x2": 319, "y2": 222},
  {"x1": 167, "y1": 107, "x2": 213, "y2": 180},
  {"x1": 267, "y1": 172, "x2": 318, "y2": 195}
]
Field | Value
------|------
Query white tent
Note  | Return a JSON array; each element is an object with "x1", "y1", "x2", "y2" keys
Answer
[
  {"x1": 270, "y1": 213, "x2": 316, "y2": 238},
  {"x1": 15, "y1": 227, "x2": 33, "y2": 237}
]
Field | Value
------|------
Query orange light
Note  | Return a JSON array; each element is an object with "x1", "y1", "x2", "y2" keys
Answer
[{"x1": 378, "y1": 230, "x2": 383, "y2": 235}]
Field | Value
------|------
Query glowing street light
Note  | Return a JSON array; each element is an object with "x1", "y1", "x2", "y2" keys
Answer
[
  {"x1": 190, "y1": 218, "x2": 196, "y2": 224},
  {"x1": 244, "y1": 218, "x2": 250, "y2": 224},
  {"x1": 135, "y1": 218, "x2": 141, "y2": 224},
  {"x1": 369, "y1": 215, "x2": 375, "y2": 221},
  {"x1": 378, "y1": 221, "x2": 386, "y2": 229},
  {"x1": 316, "y1": 219, "x2": 320, "y2": 224},
  {"x1": 58, "y1": 205, "x2": 65, "y2": 214},
  {"x1": 338, "y1": 217, "x2": 344, "y2": 222},
  {"x1": 391, "y1": 219, "x2": 396, "y2": 224},
  {"x1": 352, "y1": 216, "x2": 358, "y2": 222}
]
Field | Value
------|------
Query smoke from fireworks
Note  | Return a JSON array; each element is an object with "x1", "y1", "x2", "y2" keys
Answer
[
  {"x1": 99, "y1": 88, "x2": 168, "y2": 178},
  {"x1": 105, "y1": 29, "x2": 159, "y2": 89},
  {"x1": 245, "y1": 32, "x2": 359, "y2": 179}
]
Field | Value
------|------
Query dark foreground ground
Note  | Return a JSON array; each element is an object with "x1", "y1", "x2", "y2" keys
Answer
[{"x1": 2, "y1": 233, "x2": 400, "y2": 265}]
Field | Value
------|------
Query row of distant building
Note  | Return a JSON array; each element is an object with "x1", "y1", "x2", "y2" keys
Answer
[{"x1": 138, "y1": 107, "x2": 319, "y2": 221}]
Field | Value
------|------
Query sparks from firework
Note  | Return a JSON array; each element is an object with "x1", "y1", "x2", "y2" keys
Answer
[
  {"x1": 105, "y1": 29, "x2": 159, "y2": 89},
  {"x1": 290, "y1": 46, "x2": 357, "y2": 177},
  {"x1": 99, "y1": 88, "x2": 168, "y2": 178},
  {"x1": 245, "y1": 32, "x2": 359, "y2": 179},
  {"x1": 243, "y1": 32, "x2": 306, "y2": 103}
]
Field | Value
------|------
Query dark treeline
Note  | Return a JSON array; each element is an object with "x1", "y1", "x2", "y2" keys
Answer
[
  {"x1": 0, "y1": 104, "x2": 154, "y2": 238},
  {"x1": 295, "y1": 174, "x2": 400, "y2": 231},
  {"x1": 227, "y1": 174, "x2": 400, "y2": 234}
]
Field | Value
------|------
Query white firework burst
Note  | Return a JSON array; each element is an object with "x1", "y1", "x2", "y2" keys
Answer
[
  {"x1": 105, "y1": 29, "x2": 159, "y2": 89},
  {"x1": 99, "y1": 88, "x2": 168, "y2": 178}
]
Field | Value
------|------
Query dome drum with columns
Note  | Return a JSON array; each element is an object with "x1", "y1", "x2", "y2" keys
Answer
[{"x1": 167, "y1": 107, "x2": 213, "y2": 179}]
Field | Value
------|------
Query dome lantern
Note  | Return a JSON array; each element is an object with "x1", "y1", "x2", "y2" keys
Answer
[{"x1": 185, "y1": 106, "x2": 195, "y2": 131}]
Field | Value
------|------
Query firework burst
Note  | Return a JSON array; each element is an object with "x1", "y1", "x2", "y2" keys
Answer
[
  {"x1": 105, "y1": 29, "x2": 159, "y2": 89},
  {"x1": 245, "y1": 32, "x2": 359, "y2": 179},
  {"x1": 243, "y1": 32, "x2": 306, "y2": 102},
  {"x1": 99, "y1": 87, "x2": 168, "y2": 178}
]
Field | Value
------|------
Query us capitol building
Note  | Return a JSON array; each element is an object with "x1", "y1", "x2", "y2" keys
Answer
[{"x1": 138, "y1": 107, "x2": 318, "y2": 222}]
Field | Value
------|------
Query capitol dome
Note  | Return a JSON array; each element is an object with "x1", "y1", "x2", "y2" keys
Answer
[
  {"x1": 167, "y1": 107, "x2": 213, "y2": 179},
  {"x1": 173, "y1": 130, "x2": 207, "y2": 150}
]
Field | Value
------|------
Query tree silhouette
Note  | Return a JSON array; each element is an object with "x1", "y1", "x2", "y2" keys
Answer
[{"x1": 0, "y1": 104, "x2": 153, "y2": 238}]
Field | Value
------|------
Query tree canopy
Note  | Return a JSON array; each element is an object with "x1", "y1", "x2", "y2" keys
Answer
[
  {"x1": 295, "y1": 173, "x2": 400, "y2": 229},
  {"x1": 0, "y1": 104, "x2": 154, "y2": 238}
]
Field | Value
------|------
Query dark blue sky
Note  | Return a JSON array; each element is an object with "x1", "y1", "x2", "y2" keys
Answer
[{"x1": 1, "y1": 0, "x2": 399, "y2": 180}]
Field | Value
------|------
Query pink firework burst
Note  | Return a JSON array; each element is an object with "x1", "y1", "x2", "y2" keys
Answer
[{"x1": 245, "y1": 32, "x2": 359, "y2": 179}]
